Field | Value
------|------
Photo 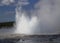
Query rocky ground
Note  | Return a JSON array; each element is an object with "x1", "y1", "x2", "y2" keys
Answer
[{"x1": 0, "y1": 34, "x2": 60, "y2": 43}]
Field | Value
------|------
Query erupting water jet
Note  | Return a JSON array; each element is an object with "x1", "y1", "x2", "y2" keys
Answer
[{"x1": 15, "y1": 0, "x2": 60, "y2": 35}]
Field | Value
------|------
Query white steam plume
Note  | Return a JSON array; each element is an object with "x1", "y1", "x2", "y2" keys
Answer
[{"x1": 15, "y1": 0, "x2": 60, "y2": 35}]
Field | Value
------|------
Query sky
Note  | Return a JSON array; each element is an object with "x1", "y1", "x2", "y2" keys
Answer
[{"x1": 0, "y1": 0, "x2": 39, "y2": 23}]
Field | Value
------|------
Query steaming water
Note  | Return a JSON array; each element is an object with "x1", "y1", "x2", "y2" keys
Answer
[
  {"x1": 15, "y1": 0, "x2": 60, "y2": 35},
  {"x1": 15, "y1": 14, "x2": 39, "y2": 35}
]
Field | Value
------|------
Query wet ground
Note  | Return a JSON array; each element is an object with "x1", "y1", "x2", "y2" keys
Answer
[
  {"x1": 0, "y1": 35, "x2": 60, "y2": 43},
  {"x1": 0, "y1": 37, "x2": 60, "y2": 43},
  {"x1": 17, "y1": 37, "x2": 60, "y2": 43}
]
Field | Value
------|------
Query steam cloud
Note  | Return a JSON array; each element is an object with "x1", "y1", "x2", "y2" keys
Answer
[{"x1": 15, "y1": 0, "x2": 60, "y2": 35}]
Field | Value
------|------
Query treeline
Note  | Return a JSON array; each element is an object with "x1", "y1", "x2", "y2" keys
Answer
[{"x1": 0, "y1": 21, "x2": 15, "y2": 28}]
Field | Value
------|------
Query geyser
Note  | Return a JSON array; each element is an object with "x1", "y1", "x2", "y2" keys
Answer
[{"x1": 15, "y1": 0, "x2": 60, "y2": 35}]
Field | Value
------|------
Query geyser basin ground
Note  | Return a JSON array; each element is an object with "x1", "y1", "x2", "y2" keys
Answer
[{"x1": 0, "y1": 34, "x2": 60, "y2": 43}]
